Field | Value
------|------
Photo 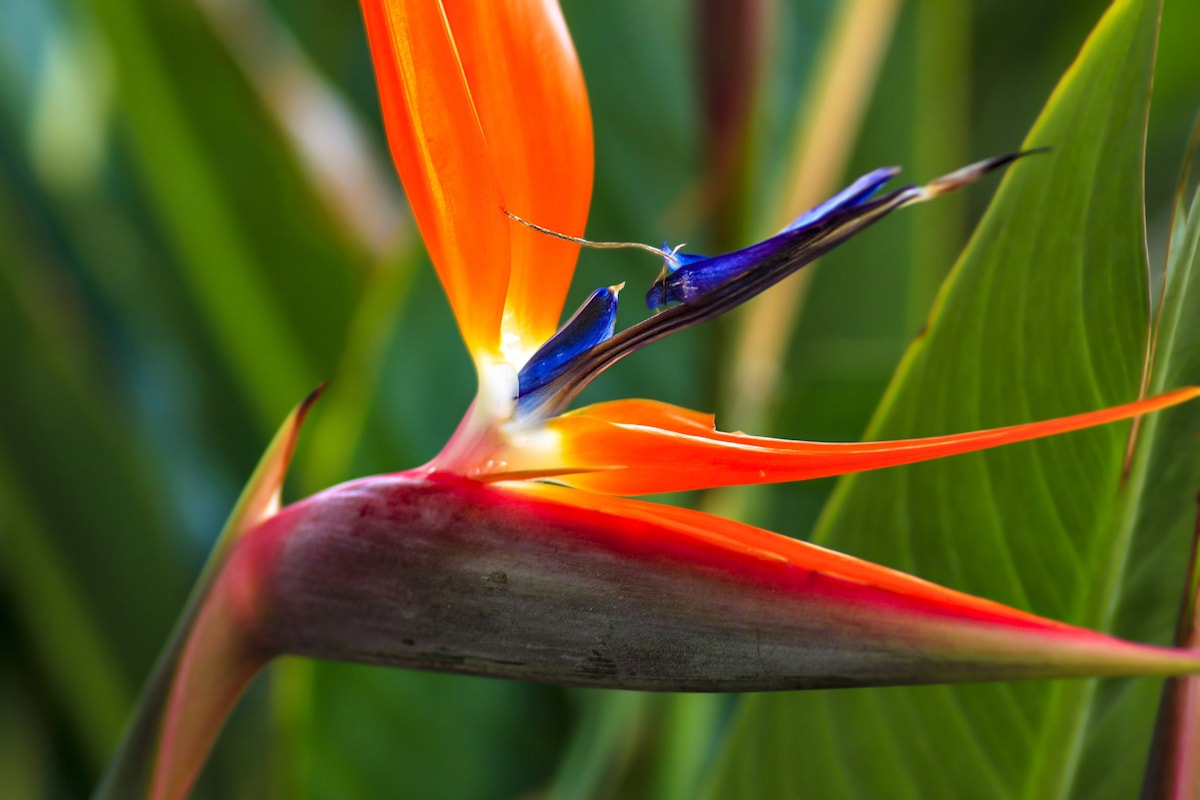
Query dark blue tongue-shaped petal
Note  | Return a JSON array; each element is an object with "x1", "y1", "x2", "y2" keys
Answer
[
  {"x1": 781, "y1": 166, "x2": 899, "y2": 232},
  {"x1": 517, "y1": 285, "x2": 621, "y2": 415},
  {"x1": 646, "y1": 166, "x2": 900, "y2": 311}
]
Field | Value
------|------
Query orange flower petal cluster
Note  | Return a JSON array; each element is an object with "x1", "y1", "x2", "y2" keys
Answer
[{"x1": 362, "y1": 0, "x2": 591, "y2": 362}]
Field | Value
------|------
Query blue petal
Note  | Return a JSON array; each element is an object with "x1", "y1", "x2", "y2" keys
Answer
[
  {"x1": 659, "y1": 242, "x2": 710, "y2": 275},
  {"x1": 518, "y1": 286, "x2": 621, "y2": 411},
  {"x1": 646, "y1": 167, "x2": 904, "y2": 310},
  {"x1": 647, "y1": 234, "x2": 789, "y2": 310},
  {"x1": 781, "y1": 167, "x2": 899, "y2": 232},
  {"x1": 551, "y1": 152, "x2": 1036, "y2": 418}
]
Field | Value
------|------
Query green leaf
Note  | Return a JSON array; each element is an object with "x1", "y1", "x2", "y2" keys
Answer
[
  {"x1": 706, "y1": 0, "x2": 1190, "y2": 798},
  {"x1": 84, "y1": 0, "x2": 360, "y2": 426},
  {"x1": 300, "y1": 665, "x2": 566, "y2": 800},
  {"x1": 0, "y1": 450, "x2": 129, "y2": 767},
  {"x1": 0, "y1": 174, "x2": 183, "y2": 732},
  {"x1": 1130, "y1": 136, "x2": 1200, "y2": 800},
  {"x1": 95, "y1": 389, "x2": 322, "y2": 800}
]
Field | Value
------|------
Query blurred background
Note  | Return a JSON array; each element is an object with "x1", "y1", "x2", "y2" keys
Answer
[{"x1": 1, "y1": 0, "x2": 1197, "y2": 796}]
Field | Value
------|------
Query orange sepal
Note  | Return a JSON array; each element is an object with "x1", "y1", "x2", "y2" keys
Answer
[
  {"x1": 360, "y1": 0, "x2": 509, "y2": 356},
  {"x1": 443, "y1": 0, "x2": 593, "y2": 352},
  {"x1": 538, "y1": 388, "x2": 1200, "y2": 495}
]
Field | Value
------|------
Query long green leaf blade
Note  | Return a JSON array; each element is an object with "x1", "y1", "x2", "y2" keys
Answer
[
  {"x1": 706, "y1": 0, "x2": 1176, "y2": 797},
  {"x1": 1134, "y1": 138, "x2": 1200, "y2": 800}
]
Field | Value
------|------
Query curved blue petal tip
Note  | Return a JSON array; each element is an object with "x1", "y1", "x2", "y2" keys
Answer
[
  {"x1": 646, "y1": 166, "x2": 902, "y2": 311},
  {"x1": 782, "y1": 166, "x2": 899, "y2": 231},
  {"x1": 518, "y1": 285, "x2": 622, "y2": 412}
]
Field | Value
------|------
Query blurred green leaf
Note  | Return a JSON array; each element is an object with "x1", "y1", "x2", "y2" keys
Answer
[
  {"x1": 0, "y1": 451, "x2": 128, "y2": 767},
  {"x1": 1131, "y1": 132, "x2": 1200, "y2": 800},
  {"x1": 707, "y1": 0, "x2": 1194, "y2": 798},
  {"x1": 84, "y1": 0, "x2": 361, "y2": 425},
  {"x1": 300, "y1": 665, "x2": 566, "y2": 800},
  {"x1": 0, "y1": 171, "x2": 184, "y2": 684}
]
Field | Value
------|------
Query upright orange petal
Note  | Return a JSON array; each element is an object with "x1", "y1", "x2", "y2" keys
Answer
[
  {"x1": 443, "y1": 0, "x2": 594, "y2": 357},
  {"x1": 361, "y1": 0, "x2": 508, "y2": 356},
  {"x1": 525, "y1": 388, "x2": 1200, "y2": 494}
]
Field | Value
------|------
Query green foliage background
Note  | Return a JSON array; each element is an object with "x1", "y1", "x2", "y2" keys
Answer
[{"x1": 0, "y1": 0, "x2": 1198, "y2": 797}]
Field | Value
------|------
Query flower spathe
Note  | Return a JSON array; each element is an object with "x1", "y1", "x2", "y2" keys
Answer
[{"x1": 104, "y1": 1, "x2": 1200, "y2": 798}]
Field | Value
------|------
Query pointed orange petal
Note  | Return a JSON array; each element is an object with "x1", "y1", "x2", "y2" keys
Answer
[
  {"x1": 360, "y1": 0, "x2": 509, "y2": 356},
  {"x1": 443, "y1": 0, "x2": 593, "y2": 355},
  {"x1": 537, "y1": 388, "x2": 1200, "y2": 494}
]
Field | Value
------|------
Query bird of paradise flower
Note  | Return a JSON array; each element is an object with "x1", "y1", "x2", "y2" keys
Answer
[{"x1": 98, "y1": 0, "x2": 1200, "y2": 798}]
